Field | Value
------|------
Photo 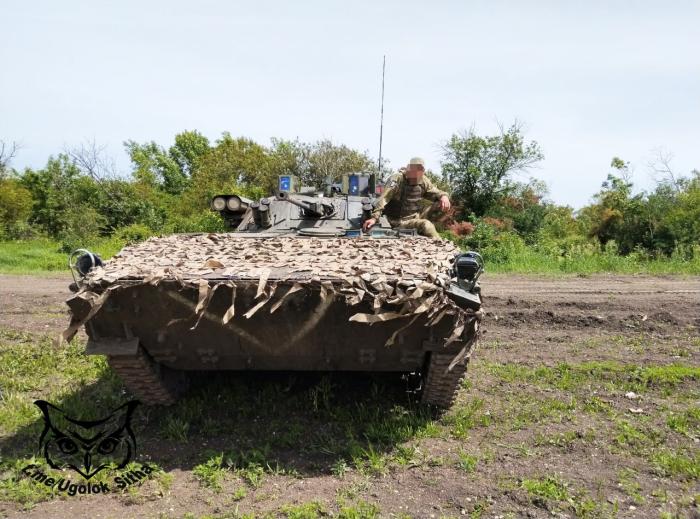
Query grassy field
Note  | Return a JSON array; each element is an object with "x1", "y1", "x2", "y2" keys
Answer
[
  {"x1": 0, "y1": 244, "x2": 698, "y2": 517},
  {"x1": 2, "y1": 237, "x2": 700, "y2": 276},
  {"x1": 0, "y1": 238, "x2": 125, "y2": 275},
  {"x1": 482, "y1": 248, "x2": 700, "y2": 275},
  {"x1": 0, "y1": 326, "x2": 698, "y2": 518}
]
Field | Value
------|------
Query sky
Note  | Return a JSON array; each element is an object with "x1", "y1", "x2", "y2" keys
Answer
[{"x1": 1, "y1": 1, "x2": 698, "y2": 208}]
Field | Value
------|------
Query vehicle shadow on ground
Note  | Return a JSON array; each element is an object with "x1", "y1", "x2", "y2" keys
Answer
[{"x1": 0, "y1": 369, "x2": 435, "y2": 477}]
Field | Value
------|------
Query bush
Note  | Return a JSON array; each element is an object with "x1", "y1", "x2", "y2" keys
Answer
[
  {"x1": 458, "y1": 218, "x2": 497, "y2": 251},
  {"x1": 93, "y1": 180, "x2": 167, "y2": 233},
  {"x1": 534, "y1": 234, "x2": 595, "y2": 259},
  {"x1": 58, "y1": 205, "x2": 107, "y2": 253},
  {"x1": 481, "y1": 231, "x2": 528, "y2": 264},
  {"x1": 116, "y1": 223, "x2": 155, "y2": 244},
  {"x1": 671, "y1": 243, "x2": 700, "y2": 262},
  {"x1": 456, "y1": 219, "x2": 528, "y2": 265},
  {"x1": 482, "y1": 217, "x2": 512, "y2": 231},
  {"x1": 0, "y1": 179, "x2": 33, "y2": 238},
  {"x1": 163, "y1": 211, "x2": 227, "y2": 234},
  {"x1": 0, "y1": 221, "x2": 37, "y2": 241},
  {"x1": 446, "y1": 221, "x2": 474, "y2": 237}
]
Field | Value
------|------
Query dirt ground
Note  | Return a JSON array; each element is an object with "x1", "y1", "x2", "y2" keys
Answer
[
  {"x1": 0, "y1": 273, "x2": 698, "y2": 519},
  {"x1": 2, "y1": 273, "x2": 698, "y2": 340}
]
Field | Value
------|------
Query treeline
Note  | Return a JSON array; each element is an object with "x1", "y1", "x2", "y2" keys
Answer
[
  {"x1": 0, "y1": 126, "x2": 698, "y2": 270},
  {"x1": 0, "y1": 134, "x2": 375, "y2": 250}
]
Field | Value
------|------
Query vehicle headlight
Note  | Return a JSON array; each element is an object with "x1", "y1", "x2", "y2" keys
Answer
[
  {"x1": 212, "y1": 196, "x2": 226, "y2": 211},
  {"x1": 226, "y1": 196, "x2": 242, "y2": 211},
  {"x1": 452, "y1": 251, "x2": 484, "y2": 292}
]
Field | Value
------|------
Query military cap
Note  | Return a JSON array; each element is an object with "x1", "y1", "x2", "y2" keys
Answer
[{"x1": 408, "y1": 157, "x2": 425, "y2": 167}]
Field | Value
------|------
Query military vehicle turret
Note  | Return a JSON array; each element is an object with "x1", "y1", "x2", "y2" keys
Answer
[{"x1": 64, "y1": 173, "x2": 484, "y2": 408}]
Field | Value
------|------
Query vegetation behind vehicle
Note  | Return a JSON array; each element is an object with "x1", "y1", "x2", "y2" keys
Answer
[{"x1": 1, "y1": 125, "x2": 698, "y2": 274}]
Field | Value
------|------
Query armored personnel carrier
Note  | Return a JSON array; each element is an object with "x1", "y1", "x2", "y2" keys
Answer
[{"x1": 64, "y1": 174, "x2": 484, "y2": 408}]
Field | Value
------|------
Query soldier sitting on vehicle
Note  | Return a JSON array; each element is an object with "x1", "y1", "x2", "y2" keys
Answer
[{"x1": 362, "y1": 157, "x2": 451, "y2": 239}]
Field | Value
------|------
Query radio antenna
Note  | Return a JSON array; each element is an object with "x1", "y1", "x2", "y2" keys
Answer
[{"x1": 377, "y1": 55, "x2": 386, "y2": 175}]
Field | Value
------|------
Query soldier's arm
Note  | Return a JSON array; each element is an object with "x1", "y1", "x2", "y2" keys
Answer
[
  {"x1": 371, "y1": 175, "x2": 401, "y2": 219},
  {"x1": 422, "y1": 175, "x2": 448, "y2": 202}
]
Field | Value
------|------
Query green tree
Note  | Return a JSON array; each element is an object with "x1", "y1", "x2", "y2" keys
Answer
[
  {"x1": 169, "y1": 130, "x2": 210, "y2": 177},
  {"x1": 659, "y1": 171, "x2": 700, "y2": 251},
  {"x1": 641, "y1": 182, "x2": 679, "y2": 253},
  {"x1": 19, "y1": 155, "x2": 82, "y2": 237},
  {"x1": 267, "y1": 138, "x2": 309, "y2": 183},
  {"x1": 487, "y1": 178, "x2": 549, "y2": 242},
  {"x1": 0, "y1": 178, "x2": 33, "y2": 237},
  {"x1": 304, "y1": 139, "x2": 374, "y2": 188},
  {"x1": 125, "y1": 140, "x2": 180, "y2": 191},
  {"x1": 539, "y1": 206, "x2": 581, "y2": 241},
  {"x1": 0, "y1": 140, "x2": 20, "y2": 180},
  {"x1": 581, "y1": 158, "x2": 655, "y2": 254},
  {"x1": 268, "y1": 138, "x2": 374, "y2": 189},
  {"x1": 440, "y1": 122, "x2": 543, "y2": 217},
  {"x1": 424, "y1": 169, "x2": 451, "y2": 193},
  {"x1": 75, "y1": 177, "x2": 165, "y2": 233},
  {"x1": 181, "y1": 133, "x2": 272, "y2": 215},
  {"x1": 580, "y1": 158, "x2": 700, "y2": 255},
  {"x1": 125, "y1": 130, "x2": 210, "y2": 194}
]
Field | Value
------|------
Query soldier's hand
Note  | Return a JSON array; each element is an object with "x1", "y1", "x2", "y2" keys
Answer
[
  {"x1": 439, "y1": 195, "x2": 451, "y2": 212},
  {"x1": 362, "y1": 218, "x2": 377, "y2": 232}
]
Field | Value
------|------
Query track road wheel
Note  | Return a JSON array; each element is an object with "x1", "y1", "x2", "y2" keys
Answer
[
  {"x1": 107, "y1": 346, "x2": 188, "y2": 406},
  {"x1": 421, "y1": 352, "x2": 468, "y2": 409}
]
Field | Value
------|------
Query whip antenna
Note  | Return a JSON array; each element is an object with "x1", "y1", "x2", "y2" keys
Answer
[{"x1": 378, "y1": 55, "x2": 386, "y2": 175}]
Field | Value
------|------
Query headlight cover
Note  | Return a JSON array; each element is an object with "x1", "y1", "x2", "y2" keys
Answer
[
  {"x1": 212, "y1": 196, "x2": 227, "y2": 211},
  {"x1": 226, "y1": 196, "x2": 242, "y2": 211}
]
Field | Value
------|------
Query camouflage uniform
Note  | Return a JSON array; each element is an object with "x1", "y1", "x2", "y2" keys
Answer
[{"x1": 371, "y1": 172, "x2": 447, "y2": 239}]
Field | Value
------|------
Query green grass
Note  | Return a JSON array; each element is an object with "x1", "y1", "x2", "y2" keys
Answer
[
  {"x1": 160, "y1": 415, "x2": 191, "y2": 442},
  {"x1": 666, "y1": 407, "x2": 700, "y2": 438},
  {"x1": 521, "y1": 475, "x2": 571, "y2": 502},
  {"x1": 195, "y1": 447, "x2": 301, "y2": 491},
  {"x1": 456, "y1": 451, "x2": 479, "y2": 473},
  {"x1": 519, "y1": 476, "x2": 618, "y2": 518},
  {"x1": 0, "y1": 329, "x2": 127, "y2": 507},
  {"x1": 0, "y1": 329, "x2": 120, "y2": 433},
  {"x1": 0, "y1": 458, "x2": 58, "y2": 508},
  {"x1": 533, "y1": 430, "x2": 584, "y2": 449},
  {"x1": 444, "y1": 229, "x2": 700, "y2": 275},
  {"x1": 614, "y1": 420, "x2": 665, "y2": 452},
  {"x1": 1, "y1": 325, "x2": 698, "y2": 515},
  {"x1": 486, "y1": 361, "x2": 700, "y2": 394},
  {"x1": 0, "y1": 237, "x2": 125, "y2": 274},
  {"x1": 336, "y1": 500, "x2": 380, "y2": 519},
  {"x1": 4, "y1": 236, "x2": 700, "y2": 275},
  {"x1": 280, "y1": 501, "x2": 327, "y2": 519},
  {"x1": 0, "y1": 327, "x2": 429, "y2": 507},
  {"x1": 452, "y1": 235, "x2": 700, "y2": 275},
  {"x1": 444, "y1": 397, "x2": 493, "y2": 438},
  {"x1": 652, "y1": 449, "x2": 700, "y2": 480},
  {"x1": 351, "y1": 443, "x2": 388, "y2": 476},
  {"x1": 617, "y1": 468, "x2": 645, "y2": 505},
  {"x1": 193, "y1": 453, "x2": 227, "y2": 491},
  {"x1": 484, "y1": 249, "x2": 700, "y2": 275}
]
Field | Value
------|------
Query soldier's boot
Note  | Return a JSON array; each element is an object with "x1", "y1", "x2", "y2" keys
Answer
[{"x1": 417, "y1": 220, "x2": 441, "y2": 239}]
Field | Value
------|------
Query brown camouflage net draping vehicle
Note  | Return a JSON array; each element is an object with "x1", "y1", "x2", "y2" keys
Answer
[{"x1": 63, "y1": 174, "x2": 484, "y2": 408}]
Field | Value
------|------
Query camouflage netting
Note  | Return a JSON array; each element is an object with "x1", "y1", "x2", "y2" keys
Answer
[{"x1": 64, "y1": 234, "x2": 481, "y2": 368}]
